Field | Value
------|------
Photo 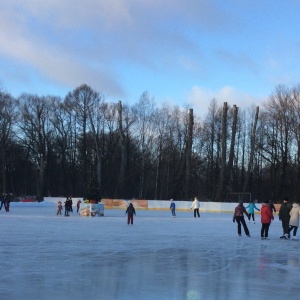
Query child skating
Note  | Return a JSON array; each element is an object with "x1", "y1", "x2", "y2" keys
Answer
[
  {"x1": 57, "y1": 201, "x2": 63, "y2": 216},
  {"x1": 245, "y1": 200, "x2": 260, "y2": 224}
]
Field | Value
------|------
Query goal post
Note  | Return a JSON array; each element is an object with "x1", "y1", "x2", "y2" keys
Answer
[{"x1": 226, "y1": 193, "x2": 251, "y2": 203}]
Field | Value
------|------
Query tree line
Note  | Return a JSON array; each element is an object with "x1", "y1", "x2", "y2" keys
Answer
[{"x1": 1, "y1": 83, "x2": 299, "y2": 202}]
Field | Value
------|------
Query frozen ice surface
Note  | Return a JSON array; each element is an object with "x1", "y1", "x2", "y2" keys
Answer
[{"x1": 1, "y1": 204, "x2": 300, "y2": 300}]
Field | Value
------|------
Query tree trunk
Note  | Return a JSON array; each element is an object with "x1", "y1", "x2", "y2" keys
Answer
[
  {"x1": 225, "y1": 105, "x2": 238, "y2": 188},
  {"x1": 243, "y1": 106, "x2": 259, "y2": 192},
  {"x1": 185, "y1": 109, "x2": 194, "y2": 200},
  {"x1": 215, "y1": 102, "x2": 228, "y2": 201},
  {"x1": 116, "y1": 101, "x2": 127, "y2": 197},
  {"x1": 87, "y1": 107, "x2": 102, "y2": 198}
]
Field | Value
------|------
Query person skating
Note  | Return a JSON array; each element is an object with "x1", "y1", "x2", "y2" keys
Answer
[
  {"x1": 245, "y1": 200, "x2": 260, "y2": 224},
  {"x1": 57, "y1": 201, "x2": 63, "y2": 216},
  {"x1": 279, "y1": 197, "x2": 292, "y2": 239},
  {"x1": 125, "y1": 203, "x2": 136, "y2": 225},
  {"x1": 64, "y1": 197, "x2": 70, "y2": 216},
  {"x1": 69, "y1": 196, "x2": 73, "y2": 212},
  {"x1": 191, "y1": 197, "x2": 200, "y2": 218},
  {"x1": 282, "y1": 201, "x2": 300, "y2": 240},
  {"x1": 0, "y1": 193, "x2": 6, "y2": 210},
  {"x1": 77, "y1": 199, "x2": 81, "y2": 213},
  {"x1": 233, "y1": 201, "x2": 251, "y2": 237},
  {"x1": 260, "y1": 200, "x2": 274, "y2": 239},
  {"x1": 170, "y1": 199, "x2": 176, "y2": 218},
  {"x1": 4, "y1": 193, "x2": 13, "y2": 212}
]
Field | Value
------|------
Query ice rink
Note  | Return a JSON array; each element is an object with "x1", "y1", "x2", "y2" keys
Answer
[{"x1": 1, "y1": 204, "x2": 300, "y2": 300}]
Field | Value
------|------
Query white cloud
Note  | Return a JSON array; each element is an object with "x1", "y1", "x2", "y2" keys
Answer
[
  {"x1": 185, "y1": 86, "x2": 266, "y2": 117},
  {"x1": 1, "y1": 0, "x2": 298, "y2": 105}
]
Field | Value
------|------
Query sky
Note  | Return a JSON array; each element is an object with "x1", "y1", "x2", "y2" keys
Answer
[{"x1": 1, "y1": 0, "x2": 300, "y2": 115}]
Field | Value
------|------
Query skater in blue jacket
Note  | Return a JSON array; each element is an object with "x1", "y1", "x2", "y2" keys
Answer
[
  {"x1": 245, "y1": 200, "x2": 260, "y2": 224},
  {"x1": 170, "y1": 199, "x2": 176, "y2": 218}
]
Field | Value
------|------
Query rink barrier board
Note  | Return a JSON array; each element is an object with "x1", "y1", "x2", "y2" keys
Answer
[{"x1": 41, "y1": 197, "x2": 276, "y2": 213}]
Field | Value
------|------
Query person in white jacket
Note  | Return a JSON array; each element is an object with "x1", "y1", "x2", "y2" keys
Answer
[
  {"x1": 283, "y1": 201, "x2": 300, "y2": 240},
  {"x1": 191, "y1": 197, "x2": 200, "y2": 218}
]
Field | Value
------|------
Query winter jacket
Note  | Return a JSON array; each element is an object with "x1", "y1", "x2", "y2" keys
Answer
[
  {"x1": 191, "y1": 200, "x2": 200, "y2": 209},
  {"x1": 289, "y1": 203, "x2": 300, "y2": 227},
  {"x1": 170, "y1": 202, "x2": 175, "y2": 209},
  {"x1": 245, "y1": 203, "x2": 260, "y2": 214},
  {"x1": 125, "y1": 203, "x2": 136, "y2": 216},
  {"x1": 279, "y1": 202, "x2": 292, "y2": 222},
  {"x1": 261, "y1": 203, "x2": 274, "y2": 224},
  {"x1": 233, "y1": 204, "x2": 249, "y2": 219}
]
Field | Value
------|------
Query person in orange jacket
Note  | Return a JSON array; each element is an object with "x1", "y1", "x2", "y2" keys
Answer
[{"x1": 261, "y1": 200, "x2": 274, "y2": 240}]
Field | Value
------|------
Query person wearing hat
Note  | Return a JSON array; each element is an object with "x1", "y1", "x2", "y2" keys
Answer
[
  {"x1": 260, "y1": 200, "x2": 274, "y2": 239},
  {"x1": 233, "y1": 201, "x2": 251, "y2": 237},
  {"x1": 279, "y1": 197, "x2": 292, "y2": 239}
]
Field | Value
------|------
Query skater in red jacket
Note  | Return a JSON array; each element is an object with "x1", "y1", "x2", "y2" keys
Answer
[{"x1": 260, "y1": 200, "x2": 274, "y2": 239}]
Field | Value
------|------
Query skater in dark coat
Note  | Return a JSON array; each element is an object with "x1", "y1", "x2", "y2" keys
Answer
[
  {"x1": 77, "y1": 200, "x2": 81, "y2": 213},
  {"x1": 0, "y1": 193, "x2": 6, "y2": 210},
  {"x1": 233, "y1": 201, "x2": 251, "y2": 237},
  {"x1": 4, "y1": 193, "x2": 13, "y2": 212},
  {"x1": 68, "y1": 197, "x2": 73, "y2": 212},
  {"x1": 125, "y1": 203, "x2": 136, "y2": 225},
  {"x1": 283, "y1": 201, "x2": 300, "y2": 240},
  {"x1": 260, "y1": 200, "x2": 274, "y2": 239},
  {"x1": 279, "y1": 197, "x2": 292, "y2": 238},
  {"x1": 64, "y1": 197, "x2": 70, "y2": 216}
]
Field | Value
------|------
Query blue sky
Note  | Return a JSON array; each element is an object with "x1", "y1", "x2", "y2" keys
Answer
[{"x1": 1, "y1": 0, "x2": 300, "y2": 115}]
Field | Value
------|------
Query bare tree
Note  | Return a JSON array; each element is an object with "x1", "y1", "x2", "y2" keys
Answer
[
  {"x1": 225, "y1": 105, "x2": 238, "y2": 189},
  {"x1": 261, "y1": 85, "x2": 293, "y2": 198},
  {"x1": 215, "y1": 102, "x2": 228, "y2": 201},
  {"x1": 18, "y1": 94, "x2": 53, "y2": 200},
  {"x1": 0, "y1": 91, "x2": 17, "y2": 193},
  {"x1": 243, "y1": 106, "x2": 259, "y2": 193},
  {"x1": 185, "y1": 108, "x2": 194, "y2": 200}
]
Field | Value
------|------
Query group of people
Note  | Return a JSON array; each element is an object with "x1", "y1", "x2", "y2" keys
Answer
[
  {"x1": 169, "y1": 197, "x2": 201, "y2": 219},
  {"x1": 57, "y1": 197, "x2": 82, "y2": 216},
  {"x1": 233, "y1": 197, "x2": 300, "y2": 240},
  {"x1": 125, "y1": 197, "x2": 200, "y2": 225},
  {"x1": 0, "y1": 193, "x2": 13, "y2": 212},
  {"x1": 56, "y1": 195, "x2": 300, "y2": 237}
]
